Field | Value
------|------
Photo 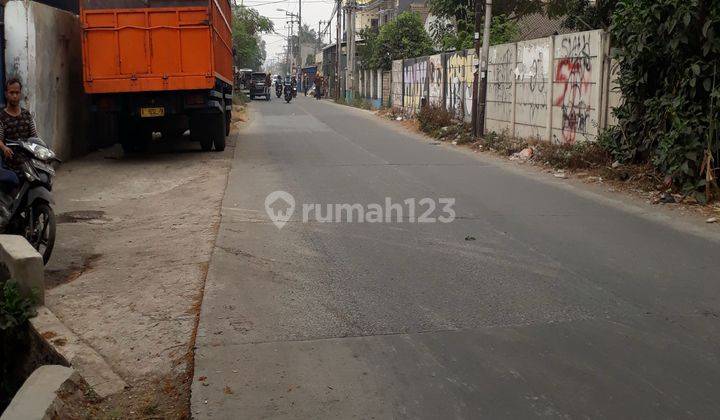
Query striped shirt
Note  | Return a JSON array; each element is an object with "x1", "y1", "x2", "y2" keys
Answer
[{"x1": 0, "y1": 108, "x2": 38, "y2": 143}]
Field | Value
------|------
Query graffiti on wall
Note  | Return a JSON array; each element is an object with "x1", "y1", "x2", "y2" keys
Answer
[
  {"x1": 403, "y1": 59, "x2": 427, "y2": 111},
  {"x1": 554, "y1": 33, "x2": 594, "y2": 144},
  {"x1": 428, "y1": 54, "x2": 443, "y2": 107},
  {"x1": 386, "y1": 29, "x2": 607, "y2": 143},
  {"x1": 486, "y1": 44, "x2": 515, "y2": 128},
  {"x1": 445, "y1": 52, "x2": 466, "y2": 118},
  {"x1": 463, "y1": 51, "x2": 475, "y2": 121},
  {"x1": 391, "y1": 60, "x2": 403, "y2": 108},
  {"x1": 514, "y1": 40, "x2": 550, "y2": 138}
]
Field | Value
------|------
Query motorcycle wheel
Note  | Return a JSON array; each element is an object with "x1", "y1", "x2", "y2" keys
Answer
[{"x1": 26, "y1": 202, "x2": 56, "y2": 264}]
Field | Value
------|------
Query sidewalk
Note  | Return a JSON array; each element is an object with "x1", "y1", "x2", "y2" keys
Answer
[{"x1": 43, "y1": 130, "x2": 236, "y2": 416}]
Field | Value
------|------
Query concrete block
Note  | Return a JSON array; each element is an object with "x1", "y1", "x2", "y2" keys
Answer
[
  {"x1": 0, "y1": 235, "x2": 44, "y2": 305},
  {"x1": 30, "y1": 306, "x2": 128, "y2": 397},
  {"x1": 0, "y1": 365, "x2": 76, "y2": 420}
]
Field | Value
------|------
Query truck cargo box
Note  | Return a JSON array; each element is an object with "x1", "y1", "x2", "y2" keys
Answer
[{"x1": 80, "y1": 0, "x2": 233, "y2": 94}]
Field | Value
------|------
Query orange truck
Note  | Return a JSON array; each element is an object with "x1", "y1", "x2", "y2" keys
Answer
[{"x1": 80, "y1": 0, "x2": 233, "y2": 152}]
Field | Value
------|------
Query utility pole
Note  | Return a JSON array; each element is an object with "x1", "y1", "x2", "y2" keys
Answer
[
  {"x1": 344, "y1": 0, "x2": 356, "y2": 100},
  {"x1": 472, "y1": 0, "x2": 492, "y2": 138},
  {"x1": 317, "y1": 21, "x2": 324, "y2": 55},
  {"x1": 298, "y1": 0, "x2": 302, "y2": 65},
  {"x1": 335, "y1": 0, "x2": 341, "y2": 99},
  {"x1": 289, "y1": 17, "x2": 297, "y2": 74}
]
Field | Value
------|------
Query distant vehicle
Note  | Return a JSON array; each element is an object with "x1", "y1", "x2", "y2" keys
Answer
[
  {"x1": 237, "y1": 69, "x2": 253, "y2": 90},
  {"x1": 284, "y1": 80, "x2": 294, "y2": 103},
  {"x1": 249, "y1": 73, "x2": 271, "y2": 101},
  {"x1": 80, "y1": 0, "x2": 233, "y2": 152}
]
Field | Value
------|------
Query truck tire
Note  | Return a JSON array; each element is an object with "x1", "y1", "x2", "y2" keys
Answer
[
  {"x1": 119, "y1": 120, "x2": 148, "y2": 153},
  {"x1": 225, "y1": 110, "x2": 231, "y2": 137},
  {"x1": 191, "y1": 114, "x2": 213, "y2": 151},
  {"x1": 212, "y1": 113, "x2": 226, "y2": 152}
]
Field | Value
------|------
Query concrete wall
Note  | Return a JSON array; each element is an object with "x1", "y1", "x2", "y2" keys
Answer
[
  {"x1": 515, "y1": 38, "x2": 551, "y2": 140},
  {"x1": 4, "y1": 0, "x2": 88, "y2": 159},
  {"x1": 360, "y1": 29, "x2": 618, "y2": 142},
  {"x1": 444, "y1": 50, "x2": 476, "y2": 121},
  {"x1": 486, "y1": 42, "x2": 516, "y2": 135},
  {"x1": 391, "y1": 60, "x2": 403, "y2": 108},
  {"x1": 427, "y1": 54, "x2": 443, "y2": 107},
  {"x1": 551, "y1": 30, "x2": 603, "y2": 144},
  {"x1": 403, "y1": 58, "x2": 427, "y2": 113}
]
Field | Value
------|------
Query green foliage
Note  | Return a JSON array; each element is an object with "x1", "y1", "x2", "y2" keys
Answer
[
  {"x1": 0, "y1": 281, "x2": 36, "y2": 332},
  {"x1": 1, "y1": 280, "x2": 36, "y2": 408},
  {"x1": 603, "y1": 0, "x2": 720, "y2": 195},
  {"x1": 429, "y1": 14, "x2": 520, "y2": 51},
  {"x1": 232, "y1": 6, "x2": 274, "y2": 70},
  {"x1": 293, "y1": 24, "x2": 324, "y2": 47},
  {"x1": 370, "y1": 12, "x2": 435, "y2": 70},
  {"x1": 358, "y1": 27, "x2": 380, "y2": 69},
  {"x1": 427, "y1": 0, "x2": 542, "y2": 50},
  {"x1": 546, "y1": 0, "x2": 619, "y2": 30},
  {"x1": 233, "y1": 90, "x2": 249, "y2": 105}
]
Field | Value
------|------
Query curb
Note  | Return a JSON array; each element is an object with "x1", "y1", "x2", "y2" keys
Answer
[
  {"x1": 30, "y1": 306, "x2": 127, "y2": 398},
  {"x1": 0, "y1": 365, "x2": 79, "y2": 420}
]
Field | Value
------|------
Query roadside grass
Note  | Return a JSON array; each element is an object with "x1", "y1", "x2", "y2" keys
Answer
[
  {"x1": 335, "y1": 92, "x2": 374, "y2": 110},
  {"x1": 394, "y1": 105, "x2": 720, "y2": 212},
  {"x1": 233, "y1": 90, "x2": 249, "y2": 105}
]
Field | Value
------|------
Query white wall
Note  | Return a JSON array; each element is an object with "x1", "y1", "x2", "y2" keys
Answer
[
  {"x1": 482, "y1": 29, "x2": 607, "y2": 144},
  {"x1": 551, "y1": 30, "x2": 603, "y2": 144},
  {"x1": 4, "y1": 0, "x2": 88, "y2": 159}
]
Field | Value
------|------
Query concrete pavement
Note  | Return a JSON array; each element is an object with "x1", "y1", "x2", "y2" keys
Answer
[{"x1": 192, "y1": 97, "x2": 720, "y2": 419}]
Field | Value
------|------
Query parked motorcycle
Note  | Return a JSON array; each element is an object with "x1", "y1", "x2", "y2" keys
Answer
[
  {"x1": 284, "y1": 83, "x2": 293, "y2": 103},
  {"x1": 2, "y1": 137, "x2": 59, "y2": 264}
]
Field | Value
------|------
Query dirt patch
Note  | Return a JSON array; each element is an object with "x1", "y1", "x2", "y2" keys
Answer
[
  {"x1": 57, "y1": 210, "x2": 107, "y2": 224},
  {"x1": 45, "y1": 253, "x2": 102, "y2": 288},
  {"x1": 44, "y1": 129, "x2": 238, "y2": 416}
]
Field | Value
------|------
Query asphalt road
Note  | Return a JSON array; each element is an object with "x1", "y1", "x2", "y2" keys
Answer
[{"x1": 192, "y1": 96, "x2": 720, "y2": 419}]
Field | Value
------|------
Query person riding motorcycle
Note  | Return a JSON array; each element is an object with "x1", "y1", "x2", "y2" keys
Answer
[
  {"x1": 275, "y1": 75, "x2": 283, "y2": 97},
  {"x1": 0, "y1": 78, "x2": 35, "y2": 229},
  {"x1": 290, "y1": 76, "x2": 298, "y2": 97}
]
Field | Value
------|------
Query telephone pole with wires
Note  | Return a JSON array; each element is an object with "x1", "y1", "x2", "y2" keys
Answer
[
  {"x1": 472, "y1": 0, "x2": 492, "y2": 138},
  {"x1": 335, "y1": 0, "x2": 341, "y2": 99}
]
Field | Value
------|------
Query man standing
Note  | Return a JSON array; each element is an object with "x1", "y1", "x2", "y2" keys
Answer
[{"x1": 0, "y1": 78, "x2": 36, "y2": 227}]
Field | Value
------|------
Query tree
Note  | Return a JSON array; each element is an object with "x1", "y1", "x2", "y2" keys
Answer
[
  {"x1": 357, "y1": 27, "x2": 380, "y2": 69},
  {"x1": 426, "y1": 0, "x2": 616, "y2": 51},
  {"x1": 232, "y1": 6, "x2": 274, "y2": 70},
  {"x1": 546, "y1": 0, "x2": 619, "y2": 31},
  {"x1": 426, "y1": 0, "x2": 534, "y2": 50},
  {"x1": 306, "y1": 54, "x2": 316, "y2": 66},
  {"x1": 368, "y1": 12, "x2": 435, "y2": 70},
  {"x1": 601, "y1": 0, "x2": 720, "y2": 198}
]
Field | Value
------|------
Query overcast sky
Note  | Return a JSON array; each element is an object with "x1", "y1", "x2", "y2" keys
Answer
[{"x1": 239, "y1": 0, "x2": 338, "y2": 66}]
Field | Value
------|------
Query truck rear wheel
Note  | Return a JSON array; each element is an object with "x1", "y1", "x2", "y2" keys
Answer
[
  {"x1": 212, "y1": 113, "x2": 226, "y2": 152},
  {"x1": 119, "y1": 119, "x2": 148, "y2": 153},
  {"x1": 225, "y1": 110, "x2": 231, "y2": 137}
]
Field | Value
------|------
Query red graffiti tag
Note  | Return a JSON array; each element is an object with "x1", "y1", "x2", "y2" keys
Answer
[{"x1": 554, "y1": 58, "x2": 592, "y2": 144}]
